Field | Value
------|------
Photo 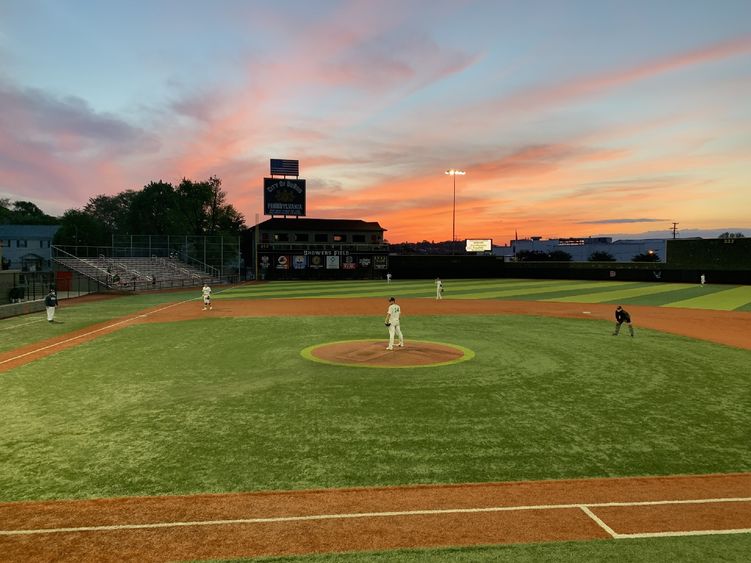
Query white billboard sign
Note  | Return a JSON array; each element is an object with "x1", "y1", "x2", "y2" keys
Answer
[{"x1": 465, "y1": 239, "x2": 492, "y2": 252}]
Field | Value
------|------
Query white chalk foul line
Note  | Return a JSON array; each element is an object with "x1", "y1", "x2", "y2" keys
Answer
[
  {"x1": 0, "y1": 299, "x2": 193, "y2": 367},
  {"x1": 615, "y1": 527, "x2": 751, "y2": 539},
  {"x1": 580, "y1": 505, "x2": 618, "y2": 538},
  {"x1": 0, "y1": 318, "x2": 44, "y2": 331},
  {"x1": 1, "y1": 496, "x2": 749, "y2": 537}
]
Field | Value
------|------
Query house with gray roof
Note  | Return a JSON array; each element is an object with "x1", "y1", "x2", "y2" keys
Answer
[{"x1": 0, "y1": 225, "x2": 61, "y2": 271}]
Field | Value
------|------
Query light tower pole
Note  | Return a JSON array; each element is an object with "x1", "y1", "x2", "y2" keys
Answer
[{"x1": 445, "y1": 169, "x2": 466, "y2": 253}]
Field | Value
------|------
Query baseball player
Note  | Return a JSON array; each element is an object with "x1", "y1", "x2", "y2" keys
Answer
[
  {"x1": 613, "y1": 305, "x2": 634, "y2": 337},
  {"x1": 384, "y1": 296, "x2": 404, "y2": 350},
  {"x1": 44, "y1": 289, "x2": 58, "y2": 322},
  {"x1": 386, "y1": 272, "x2": 392, "y2": 284},
  {"x1": 202, "y1": 284, "x2": 212, "y2": 310},
  {"x1": 435, "y1": 277, "x2": 443, "y2": 300}
]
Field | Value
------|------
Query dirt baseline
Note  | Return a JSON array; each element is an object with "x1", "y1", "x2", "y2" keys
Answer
[{"x1": 0, "y1": 473, "x2": 749, "y2": 562}]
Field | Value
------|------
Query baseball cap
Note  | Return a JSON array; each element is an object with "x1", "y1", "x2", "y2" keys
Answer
[{"x1": 389, "y1": 297, "x2": 395, "y2": 302}]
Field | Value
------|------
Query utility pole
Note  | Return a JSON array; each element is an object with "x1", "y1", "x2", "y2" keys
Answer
[{"x1": 671, "y1": 222, "x2": 679, "y2": 239}]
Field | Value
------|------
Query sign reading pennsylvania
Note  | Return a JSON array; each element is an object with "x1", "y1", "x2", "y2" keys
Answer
[{"x1": 264, "y1": 178, "x2": 306, "y2": 216}]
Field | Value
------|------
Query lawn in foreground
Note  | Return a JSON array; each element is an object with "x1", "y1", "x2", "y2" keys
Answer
[
  {"x1": 200, "y1": 533, "x2": 751, "y2": 562},
  {"x1": 2, "y1": 313, "x2": 748, "y2": 502}
]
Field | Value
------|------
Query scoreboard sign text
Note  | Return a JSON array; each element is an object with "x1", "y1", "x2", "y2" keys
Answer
[
  {"x1": 465, "y1": 239, "x2": 492, "y2": 252},
  {"x1": 264, "y1": 178, "x2": 306, "y2": 216}
]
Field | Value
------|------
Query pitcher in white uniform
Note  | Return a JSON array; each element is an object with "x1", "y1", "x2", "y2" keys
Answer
[{"x1": 384, "y1": 296, "x2": 404, "y2": 350}]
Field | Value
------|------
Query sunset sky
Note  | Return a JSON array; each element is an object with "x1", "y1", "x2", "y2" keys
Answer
[{"x1": 1, "y1": 0, "x2": 750, "y2": 243}]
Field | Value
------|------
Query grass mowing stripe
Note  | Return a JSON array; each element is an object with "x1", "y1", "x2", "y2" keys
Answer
[
  {"x1": 544, "y1": 283, "x2": 696, "y2": 303},
  {"x1": 450, "y1": 281, "x2": 637, "y2": 300},
  {"x1": 663, "y1": 286, "x2": 751, "y2": 310}
]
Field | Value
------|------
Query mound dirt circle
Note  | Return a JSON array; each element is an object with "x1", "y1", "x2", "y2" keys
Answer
[{"x1": 302, "y1": 339, "x2": 474, "y2": 368}]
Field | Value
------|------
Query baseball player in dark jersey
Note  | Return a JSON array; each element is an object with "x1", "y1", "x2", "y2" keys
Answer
[{"x1": 613, "y1": 305, "x2": 634, "y2": 337}]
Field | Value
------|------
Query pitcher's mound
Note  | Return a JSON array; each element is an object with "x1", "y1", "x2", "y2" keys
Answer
[{"x1": 301, "y1": 340, "x2": 474, "y2": 368}]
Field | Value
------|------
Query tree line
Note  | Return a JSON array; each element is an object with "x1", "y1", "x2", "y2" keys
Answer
[{"x1": 1, "y1": 176, "x2": 245, "y2": 246}]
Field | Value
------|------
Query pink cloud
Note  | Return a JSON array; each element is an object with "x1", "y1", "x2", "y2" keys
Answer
[{"x1": 490, "y1": 35, "x2": 751, "y2": 113}]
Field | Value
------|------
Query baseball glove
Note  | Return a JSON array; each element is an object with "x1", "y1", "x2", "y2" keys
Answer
[{"x1": 385, "y1": 322, "x2": 391, "y2": 327}]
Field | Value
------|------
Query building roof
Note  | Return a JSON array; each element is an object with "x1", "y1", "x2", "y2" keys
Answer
[
  {"x1": 251, "y1": 217, "x2": 386, "y2": 232},
  {"x1": 0, "y1": 224, "x2": 61, "y2": 238}
]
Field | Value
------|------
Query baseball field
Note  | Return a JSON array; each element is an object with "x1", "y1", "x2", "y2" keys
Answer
[{"x1": 1, "y1": 278, "x2": 750, "y2": 562}]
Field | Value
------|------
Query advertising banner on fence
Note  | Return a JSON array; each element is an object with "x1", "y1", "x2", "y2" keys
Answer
[
  {"x1": 309, "y1": 255, "x2": 323, "y2": 269},
  {"x1": 342, "y1": 255, "x2": 357, "y2": 269},
  {"x1": 373, "y1": 255, "x2": 388, "y2": 270},
  {"x1": 293, "y1": 255, "x2": 307, "y2": 269},
  {"x1": 276, "y1": 255, "x2": 290, "y2": 269},
  {"x1": 326, "y1": 255, "x2": 340, "y2": 269}
]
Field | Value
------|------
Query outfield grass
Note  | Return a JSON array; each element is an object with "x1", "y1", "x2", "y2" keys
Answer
[{"x1": 216, "y1": 278, "x2": 751, "y2": 310}]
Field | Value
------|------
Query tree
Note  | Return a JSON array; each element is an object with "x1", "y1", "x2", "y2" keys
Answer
[
  {"x1": 632, "y1": 252, "x2": 660, "y2": 262},
  {"x1": 516, "y1": 250, "x2": 550, "y2": 261},
  {"x1": 54, "y1": 209, "x2": 110, "y2": 246},
  {"x1": 0, "y1": 198, "x2": 10, "y2": 223},
  {"x1": 548, "y1": 250, "x2": 572, "y2": 261},
  {"x1": 127, "y1": 181, "x2": 182, "y2": 234},
  {"x1": 718, "y1": 232, "x2": 745, "y2": 239},
  {"x1": 83, "y1": 192, "x2": 136, "y2": 233},
  {"x1": 175, "y1": 176, "x2": 245, "y2": 235},
  {"x1": 588, "y1": 251, "x2": 616, "y2": 261},
  {"x1": 0, "y1": 200, "x2": 58, "y2": 225}
]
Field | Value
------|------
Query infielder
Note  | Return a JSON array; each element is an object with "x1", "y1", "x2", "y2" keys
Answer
[
  {"x1": 202, "y1": 284, "x2": 212, "y2": 310},
  {"x1": 613, "y1": 305, "x2": 634, "y2": 337},
  {"x1": 435, "y1": 277, "x2": 443, "y2": 300},
  {"x1": 384, "y1": 296, "x2": 404, "y2": 350}
]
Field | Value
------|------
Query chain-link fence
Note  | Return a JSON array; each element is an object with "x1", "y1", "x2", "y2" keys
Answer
[
  {"x1": 53, "y1": 235, "x2": 243, "y2": 281},
  {"x1": 111, "y1": 235, "x2": 242, "y2": 279}
]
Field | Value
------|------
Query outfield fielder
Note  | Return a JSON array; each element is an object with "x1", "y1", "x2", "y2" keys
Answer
[
  {"x1": 384, "y1": 296, "x2": 404, "y2": 350},
  {"x1": 202, "y1": 284, "x2": 212, "y2": 310}
]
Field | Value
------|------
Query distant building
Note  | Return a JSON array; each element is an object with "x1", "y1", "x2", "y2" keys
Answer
[
  {"x1": 0, "y1": 225, "x2": 61, "y2": 271},
  {"x1": 510, "y1": 236, "x2": 667, "y2": 262}
]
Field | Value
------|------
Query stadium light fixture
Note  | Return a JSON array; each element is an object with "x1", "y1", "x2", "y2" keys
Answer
[{"x1": 445, "y1": 169, "x2": 466, "y2": 253}]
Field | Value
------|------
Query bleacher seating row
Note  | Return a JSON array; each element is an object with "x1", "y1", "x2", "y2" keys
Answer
[{"x1": 54, "y1": 255, "x2": 218, "y2": 291}]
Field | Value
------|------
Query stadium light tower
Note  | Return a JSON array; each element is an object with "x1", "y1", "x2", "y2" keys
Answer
[{"x1": 445, "y1": 169, "x2": 466, "y2": 253}]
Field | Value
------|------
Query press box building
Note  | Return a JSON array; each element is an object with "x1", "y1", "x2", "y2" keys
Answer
[{"x1": 242, "y1": 217, "x2": 389, "y2": 280}]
